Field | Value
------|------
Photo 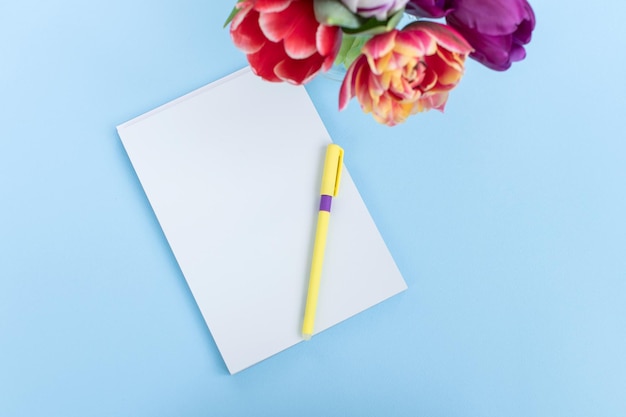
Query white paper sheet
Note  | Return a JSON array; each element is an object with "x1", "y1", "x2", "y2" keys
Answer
[{"x1": 117, "y1": 67, "x2": 407, "y2": 374}]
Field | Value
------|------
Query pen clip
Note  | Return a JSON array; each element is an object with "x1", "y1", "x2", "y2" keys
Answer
[
  {"x1": 332, "y1": 146, "x2": 343, "y2": 197},
  {"x1": 320, "y1": 144, "x2": 344, "y2": 197}
]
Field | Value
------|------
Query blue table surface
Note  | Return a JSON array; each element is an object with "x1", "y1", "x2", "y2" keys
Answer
[{"x1": 2, "y1": 1, "x2": 625, "y2": 416}]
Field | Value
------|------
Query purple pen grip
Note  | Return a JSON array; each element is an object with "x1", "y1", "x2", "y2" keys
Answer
[{"x1": 319, "y1": 195, "x2": 332, "y2": 212}]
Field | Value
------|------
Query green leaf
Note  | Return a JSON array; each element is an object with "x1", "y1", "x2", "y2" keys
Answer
[
  {"x1": 223, "y1": 1, "x2": 244, "y2": 28},
  {"x1": 344, "y1": 35, "x2": 368, "y2": 65},
  {"x1": 385, "y1": 9, "x2": 406, "y2": 31},
  {"x1": 334, "y1": 34, "x2": 369, "y2": 68},
  {"x1": 313, "y1": 0, "x2": 361, "y2": 29},
  {"x1": 342, "y1": 8, "x2": 406, "y2": 35},
  {"x1": 334, "y1": 36, "x2": 354, "y2": 67}
]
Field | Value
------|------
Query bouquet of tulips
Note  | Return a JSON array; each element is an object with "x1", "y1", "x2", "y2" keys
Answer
[{"x1": 226, "y1": 0, "x2": 535, "y2": 126}]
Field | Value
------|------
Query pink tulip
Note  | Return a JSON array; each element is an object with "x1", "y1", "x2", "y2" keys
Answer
[
  {"x1": 339, "y1": 21, "x2": 472, "y2": 126},
  {"x1": 230, "y1": 0, "x2": 342, "y2": 84}
]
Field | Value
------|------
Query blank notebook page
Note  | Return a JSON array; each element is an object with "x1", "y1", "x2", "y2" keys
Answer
[{"x1": 117, "y1": 67, "x2": 407, "y2": 374}]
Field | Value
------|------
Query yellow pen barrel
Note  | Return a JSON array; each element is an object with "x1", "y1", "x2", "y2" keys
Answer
[
  {"x1": 302, "y1": 144, "x2": 343, "y2": 340},
  {"x1": 302, "y1": 210, "x2": 331, "y2": 339}
]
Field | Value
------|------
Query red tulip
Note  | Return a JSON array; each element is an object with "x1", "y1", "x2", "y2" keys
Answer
[{"x1": 230, "y1": 0, "x2": 342, "y2": 84}]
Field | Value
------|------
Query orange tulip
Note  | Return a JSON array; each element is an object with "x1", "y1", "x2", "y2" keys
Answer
[{"x1": 339, "y1": 21, "x2": 473, "y2": 126}]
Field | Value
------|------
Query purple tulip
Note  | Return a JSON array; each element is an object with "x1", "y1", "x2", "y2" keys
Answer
[
  {"x1": 405, "y1": 0, "x2": 454, "y2": 19},
  {"x1": 406, "y1": 0, "x2": 536, "y2": 71}
]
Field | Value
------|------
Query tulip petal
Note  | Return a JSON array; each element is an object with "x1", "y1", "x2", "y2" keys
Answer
[
  {"x1": 255, "y1": 0, "x2": 293, "y2": 13},
  {"x1": 230, "y1": 1, "x2": 253, "y2": 30},
  {"x1": 258, "y1": 7, "x2": 298, "y2": 42},
  {"x1": 417, "y1": 90, "x2": 447, "y2": 112},
  {"x1": 428, "y1": 50, "x2": 462, "y2": 86},
  {"x1": 259, "y1": 2, "x2": 318, "y2": 58},
  {"x1": 355, "y1": 65, "x2": 374, "y2": 111},
  {"x1": 246, "y1": 42, "x2": 284, "y2": 82},
  {"x1": 419, "y1": 66, "x2": 437, "y2": 91},
  {"x1": 275, "y1": 54, "x2": 325, "y2": 84},
  {"x1": 396, "y1": 28, "x2": 436, "y2": 57},
  {"x1": 405, "y1": 21, "x2": 473, "y2": 54},
  {"x1": 339, "y1": 55, "x2": 366, "y2": 110},
  {"x1": 230, "y1": 7, "x2": 266, "y2": 54},
  {"x1": 509, "y1": 42, "x2": 526, "y2": 63},
  {"x1": 316, "y1": 24, "x2": 342, "y2": 57},
  {"x1": 405, "y1": 0, "x2": 454, "y2": 19},
  {"x1": 434, "y1": 47, "x2": 465, "y2": 74},
  {"x1": 283, "y1": 20, "x2": 320, "y2": 58},
  {"x1": 450, "y1": 0, "x2": 534, "y2": 36},
  {"x1": 362, "y1": 30, "x2": 398, "y2": 60},
  {"x1": 514, "y1": 12, "x2": 535, "y2": 44},
  {"x1": 340, "y1": 0, "x2": 410, "y2": 21},
  {"x1": 447, "y1": 15, "x2": 513, "y2": 70}
]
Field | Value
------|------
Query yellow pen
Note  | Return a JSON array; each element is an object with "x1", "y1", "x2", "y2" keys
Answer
[{"x1": 302, "y1": 144, "x2": 344, "y2": 340}]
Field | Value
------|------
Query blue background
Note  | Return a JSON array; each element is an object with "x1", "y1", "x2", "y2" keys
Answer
[{"x1": 2, "y1": 1, "x2": 625, "y2": 416}]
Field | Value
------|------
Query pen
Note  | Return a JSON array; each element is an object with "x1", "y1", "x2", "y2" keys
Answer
[{"x1": 302, "y1": 144, "x2": 344, "y2": 340}]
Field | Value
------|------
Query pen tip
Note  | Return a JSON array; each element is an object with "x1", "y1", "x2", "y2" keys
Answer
[{"x1": 302, "y1": 333, "x2": 312, "y2": 341}]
